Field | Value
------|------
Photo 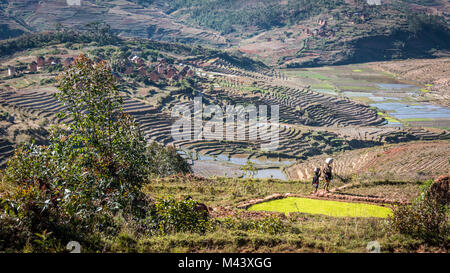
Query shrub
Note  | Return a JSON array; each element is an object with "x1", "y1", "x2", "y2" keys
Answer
[
  {"x1": 390, "y1": 179, "x2": 449, "y2": 246},
  {"x1": 0, "y1": 55, "x2": 148, "y2": 251},
  {"x1": 146, "y1": 143, "x2": 191, "y2": 176},
  {"x1": 145, "y1": 196, "x2": 211, "y2": 235}
]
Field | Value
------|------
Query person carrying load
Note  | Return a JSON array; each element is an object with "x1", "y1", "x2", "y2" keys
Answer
[
  {"x1": 323, "y1": 158, "x2": 333, "y2": 192},
  {"x1": 312, "y1": 167, "x2": 321, "y2": 194}
]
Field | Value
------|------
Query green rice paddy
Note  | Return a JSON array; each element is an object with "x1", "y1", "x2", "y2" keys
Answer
[
  {"x1": 286, "y1": 70, "x2": 331, "y2": 80},
  {"x1": 248, "y1": 197, "x2": 393, "y2": 218}
]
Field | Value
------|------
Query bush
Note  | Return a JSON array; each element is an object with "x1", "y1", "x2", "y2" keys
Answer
[
  {"x1": 146, "y1": 143, "x2": 191, "y2": 176},
  {"x1": 390, "y1": 179, "x2": 449, "y2": 246},
  {"x1": 0, "y1": 55, "x2": 190, "y2": 252},
  {"x1": 145, "y1": 196, "x2": 211, "y2": 235}
]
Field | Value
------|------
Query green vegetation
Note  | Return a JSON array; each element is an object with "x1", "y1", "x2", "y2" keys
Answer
[
  {"x1": 377, "y1": 112, "x2": 400, "y2": 123},
  {"x1": 248, "y1": 197, "x2": 393, "y2": 218},
  {"x1": 162, "y1": 0, "x2": 345, "y2": 34},
  {"x1": 390, "y1": 180, "x2": 449, "y2": 247},
  {"x1": 0, "y1": 8, "x2": 448, "y2": 253},
  {"x1": 0, "y1": 56, "x2": 191, "y2": 252},
  {"x1": 286, "y1": 70, "x2": 331, "y2": 80},
  {"x1": 401, "y1": 118, "x2": 432, "y2": 122},
  {"x1": 0, "y1": 23, "x2": 119, "y2": 57}
]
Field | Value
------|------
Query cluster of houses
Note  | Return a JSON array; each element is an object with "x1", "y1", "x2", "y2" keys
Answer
[
  {"x1": 304, "y1": 18, "x2": 335, "y2": 38},
  {"x1": 6, "y1": 55, "x2": 195, "y2": 84},
  {"x1": 122, "y1": 56, "x2": 195, "y2": 83},
  {"x1": 28, "y1": 56, "x2": 75, "y2": 72},
  {"x1": 5, "y1": 56, "x2": 76, "y2": 77}
]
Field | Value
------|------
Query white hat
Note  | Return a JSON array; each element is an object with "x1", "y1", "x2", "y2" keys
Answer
[{"x1": 325, "y1": 158, "x2": 333, "y2": 164}]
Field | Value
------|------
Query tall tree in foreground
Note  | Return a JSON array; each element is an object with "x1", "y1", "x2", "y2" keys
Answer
[{"x1": 0, "y1": 55, "x2": 190, "y2": 252}]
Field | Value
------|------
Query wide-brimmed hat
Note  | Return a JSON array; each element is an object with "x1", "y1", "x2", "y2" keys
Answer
[{"x1": 325, "y1": 158, "x2": 333, "y2": 164}]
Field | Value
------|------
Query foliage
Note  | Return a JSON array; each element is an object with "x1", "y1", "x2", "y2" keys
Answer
[
  {"x1": 240, "y1": 160, "x2": 257, "y2": 178},
  {"x1": 145, "y1": 196, "x2": 211, "y2": 235},
  {"x1": 0, "y1": 55, "x2": 190, "y2": 252},
  {"x1": 147, "y1": 143, "x2": 192, "y2": 177},
  {"x1": 164, "y1": 0, "x2": 345, "y2": 34},
  {"x1": 390, "y1": 180, "x2": 449, "y2": 246},
  {"x1": 0, "y1": 24, "x2": 118, "y2": 57}
]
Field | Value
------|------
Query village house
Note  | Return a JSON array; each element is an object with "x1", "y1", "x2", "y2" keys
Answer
[
  {"x1": 7, "y1": 66, "x2": 15, "y2": 77},
  {"x1": 166, "y1": 66, "x2": 176, "y2": 79},
  {"x1": 157, "y1": 63, "x2": 165, "y2": 74},
  {"x1": 179, "y1": 66, "x2": 190, "y2": 77},
  {"x1": 124, "y1": 66, "x2": 133, "y2": 75},
  {"x1": 148, "y1": 70, "x2": 160, "y2": 82},
  {"x1": 138, "y1": 66, "x2": 147, "y2": 76},
  {"x1": 172, "y1": 74, "x2": 180, "y2": 81},
  {"x1": 29, "y1": 61, "x2": 37, "y2": 72},
  {"x1": 64, "y1": 57, "x2": 74, "y2": 67},
  {"x1": 131, "y1": 55, "x2": 145, "y2": 66},
  {"x1": 36, "y1": 56, "x2": 45, "y2": 68},
  {"x1": 46, "y1": 56, "x2": 58, "y2": 65}
]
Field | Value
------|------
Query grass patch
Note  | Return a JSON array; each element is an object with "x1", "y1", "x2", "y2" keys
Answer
[
  {"x1": 377, "y1": 112, "x2": 400, "y2": 123},
  {"x1": 248, "y1": 197, "x2": 393, "y2": 218},
  {"x1": 338, "y1": 85, "x2": 378, "y2": 91},
  {"x1": 285, "y1": 71, "x2": 331, "y2": 80},
  {"x1": 311, "y1": 83, "x2": 334, "y2": 89},
  {"x1": 401, "y1": 118, "x2": 433, "y2": 122}
]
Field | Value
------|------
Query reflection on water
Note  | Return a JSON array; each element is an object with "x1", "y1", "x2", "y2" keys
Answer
[
  {"x1": 342, "y1": 91, "x2": 373, "y2": 97},
  {"x1": 339, "y1": 80, "x2": 450, "y2": 124},
  {"x1": 178, "y1": 151, "x2": 292, "y2": 180},
  {"x1": 369, "y1": 96, "x2": 400, "y2": 102},
  {"x1": 243, "y1": 169, "x2": 287, "y2": 180},
  {"x1": 195, "y1": 154, "x2": 295, "y2": 166},
  {"x1": 376, "y1": 83, "x2": 418, "y2": 90},
  {"x1": 371, "y1": 103, "x2": 450, "y2": 119}
]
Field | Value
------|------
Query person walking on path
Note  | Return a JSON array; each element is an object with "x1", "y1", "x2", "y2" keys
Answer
[
  {"x1": 323, "y1": 158, "x2": 333, "y2": 192},
  {"x1": 312, "y1": 167, "x2": 321, "y2": 194}
]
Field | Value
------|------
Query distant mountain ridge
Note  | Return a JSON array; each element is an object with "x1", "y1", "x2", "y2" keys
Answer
[{"x1": 0, "y1": 0, "x2": 449, "y2": 66}]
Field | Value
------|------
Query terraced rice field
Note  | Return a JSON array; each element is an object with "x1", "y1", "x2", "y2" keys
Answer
[
  {"x1": 0, "y1": 138, "x2": 14, "y2": 168},
  {"x1": 283, "y1": 64, "x2": 450, "y2": 129},
  {"x1": 1, "y1": 55, "x2": 449, "y2": 180},
  {"x1": 248, "y1": 197, "x2": 393, "y2": 218},
  {"x1": 286, "y1": 141, "x2": 450, "y2": 181}
]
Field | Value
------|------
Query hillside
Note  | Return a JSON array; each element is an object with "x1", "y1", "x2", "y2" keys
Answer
[
  {"x1": 0, "y1": 26, "x2": 449, "y2": 253},
  {"x1": 1, "y1": 0, "x2": 449, "y2": 67}
]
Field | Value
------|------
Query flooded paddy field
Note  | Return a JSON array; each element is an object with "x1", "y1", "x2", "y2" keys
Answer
[
  {"x1": 283, "y1": 64, "x2": 450, "y2": 129},
  {"x1": 179, "y1": 150, "x2": 293, "y2": 180}
]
